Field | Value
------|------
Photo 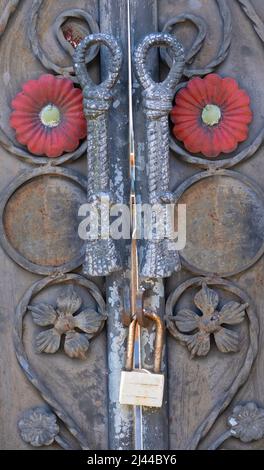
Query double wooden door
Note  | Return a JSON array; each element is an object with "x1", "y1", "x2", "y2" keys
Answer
[{"x1": 0, "y1": 0, "x2": 264, "y2": 450}]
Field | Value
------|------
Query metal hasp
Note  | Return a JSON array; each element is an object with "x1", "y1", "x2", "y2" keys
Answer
[
  {"x1": 134, "y1": 33, "x2": 185, "y2": 278},
  {"x1": 74, "y1": 34, "x2": 123, "y2": 276}
]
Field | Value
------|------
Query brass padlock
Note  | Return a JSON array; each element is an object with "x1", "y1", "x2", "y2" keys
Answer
[{"x1": 119, "y1": 312, "x2": 164, "y2": 408}]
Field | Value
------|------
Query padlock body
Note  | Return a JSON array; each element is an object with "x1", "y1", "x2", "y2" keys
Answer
[{"x1": 119, "y1": 370, "x2": 164, "y2": 408}]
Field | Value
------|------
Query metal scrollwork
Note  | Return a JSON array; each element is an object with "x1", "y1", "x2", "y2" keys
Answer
[
  {"x1": 165, "y1": 276, "x2": 259, "y2": 449},
  {"x1": 161, "y1": 0, "x2": 232, "y2": 78},
  {"x1": 0, "y1": 0, "x2": 102, "y2": 165},
  {"x1": 134, "y1": 32, "x2": 185, "y2": 278},
  {"x1": 208, "y1": 402, "x2": 264, "y2": 449},
  {"x1": 0, "y1": 0, "x2": 20, "y2": 39},
  {"x1": 29, "y1": 1, "x2": 100, "y2": 80},
  {"x1": 14, "y1": 273, "x2": 106, "y2": 449},
  {"x1": 74, "y1": 33, "x2": 123, "y2": 276}
]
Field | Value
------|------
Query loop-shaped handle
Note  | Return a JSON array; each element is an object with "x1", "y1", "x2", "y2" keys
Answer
[
  {"x1": 134, "y1": 32, "x2": 185, "y2": 93},
  {"x1": 74, "y1": 33, "x2": 122, "y2": 92},
  {"x1": 125, "y1": 313, "x2": 164, "y2": 374}
]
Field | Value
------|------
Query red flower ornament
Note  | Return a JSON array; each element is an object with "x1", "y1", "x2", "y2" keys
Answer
[
  {"x1": 171, "y1": 74, "x2": 253, "y2": 158},
  {"x1": 10, "y1": 74, "x2": 87, "y2": 158}
]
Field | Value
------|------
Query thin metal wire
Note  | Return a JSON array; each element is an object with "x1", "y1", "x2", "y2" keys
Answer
[{"x1": 127, "y1": 0, "x2": 143, "y2": 451}]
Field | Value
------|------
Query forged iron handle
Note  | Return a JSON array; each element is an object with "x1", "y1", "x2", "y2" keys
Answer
[
  {"x1": 134, "y1": 33, "x2": 185, "y2": 278},
  {"x1": 74, "y1": 34, "x2": 123, "y2": 276}
]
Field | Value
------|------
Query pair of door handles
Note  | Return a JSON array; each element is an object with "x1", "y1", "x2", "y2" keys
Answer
[{"x1": 73, "y1": 33, "x2": 185, "y2": 317}]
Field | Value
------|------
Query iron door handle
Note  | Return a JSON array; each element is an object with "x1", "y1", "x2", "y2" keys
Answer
[
  {"x1": 134, "y1": 33, "x2": 185, "y2": 278},
  {"x1": 74, "y1": 33, "x2": 123, "y2": 276}
]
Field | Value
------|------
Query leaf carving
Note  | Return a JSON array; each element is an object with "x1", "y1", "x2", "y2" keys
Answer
[
  {"x1": 194, "y1": 283, "x2": 219, "y2": 315},
  {"x1": 166, "y1": 277, "x2": 259, "y2": 449},
  {"x1": 28, "y1": 304, "x2": 57, "y2": 326}
]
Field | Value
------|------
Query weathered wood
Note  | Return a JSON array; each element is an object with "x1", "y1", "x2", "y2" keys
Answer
[
  {"x1": 0, "y1": 0, "x2": 109, "y2": 450},
  {"x1": 1, "y1": 0, "x2": 264, "y2": 452},
  {"x1": 160, "y1": 0, "x2": 264, "y2": 450}
]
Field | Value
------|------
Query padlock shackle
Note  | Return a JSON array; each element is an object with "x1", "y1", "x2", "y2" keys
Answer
[
  {"x1": 125, "y1": 319, "x2": 137, "y2": 371},
  {"x1": 125, "y1": 314, "x2": 164, "y2": 374},
  {"x1": 144, "y1": 311, "x2": 164, "y2": 373}
]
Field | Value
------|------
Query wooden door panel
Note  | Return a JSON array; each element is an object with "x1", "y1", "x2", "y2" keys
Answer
[
  {"x1": 157, "y1": 0, "x2": 264, "y2": 450},
  {"x1": 0, "y1": 0, "x2": 110, "y2": 450},
  {"x1": 1, "y1": 0, "x2": 264, "y2": 451}
]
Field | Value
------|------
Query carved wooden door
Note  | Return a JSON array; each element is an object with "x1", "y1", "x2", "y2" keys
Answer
[{"x1": 0, "y1": 0, "x2": 264, "y2": 451}]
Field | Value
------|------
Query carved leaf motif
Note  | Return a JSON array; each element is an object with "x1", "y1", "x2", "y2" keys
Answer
[
  {"x1": 194, "y1": 283, "x2": 219, "y2": 315},
  {"x1": 56, "y1": 287, "x2": 82, "y2": 315},
  {"x1": 175, "y1": 309, "x2": 199, "y2": 333},
  {"x1": 219, "y1": 301, "x2": 247, "y2": 325},
  {"x1": 186, "y1": 332, "x2": 210, "y2": 358},
  {"x1": 35, "y1": 329, "x2": 61, "y2": 354},
  {"x1": 29, "y1": 304, "x2": 57, "y2": 326},
  {"x1": 214, "y1": 328, "x2": 239, "y2": 353},
  {"x1": 74, "y1": 309, "x2": 104, "y2": 334},
  {"x1": 64, "y1": 331, "x2": 89, "y2": 360}
]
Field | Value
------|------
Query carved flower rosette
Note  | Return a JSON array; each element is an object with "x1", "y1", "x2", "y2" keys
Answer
[
  {"x1": 29, "y1": 286, "x2": 105, "y2": 360},
  {"x1": 165, "y1": 277, "x2": 259, "y2": 449},
  {"x1": 14, "y1": 274, "x2": 107, "y2": 449},
  {"x1": 169, "y1": 282, "x2": 248, "y2": 358}
]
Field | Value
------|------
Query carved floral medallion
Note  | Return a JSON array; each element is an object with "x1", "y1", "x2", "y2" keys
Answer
[
  {"x1": 228, "y1": 402, "x2": 264, "y2": 443},
  {"x1": 18, "y1": 407, "x2": 59, "y2": 447},
  {"x1": 208, "y1": 402, "x2": 264, "y2": 449},
  {"x1": 29, "y1": 286, "x2": 106, "y2": 360},
  {"x1": 168, "y1": 282, "x2": 247, "y2": 358},
  {"x1": 10, "y1": 74, "x2": 87, "y2": 158},
  {"x1": 171, "y1": 74, "x2": 253, "y2": 158}
]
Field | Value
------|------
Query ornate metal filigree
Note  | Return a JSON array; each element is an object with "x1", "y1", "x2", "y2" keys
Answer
[
  {"x1": 74, "y1": 34, "x2": 123, "y2": 276},
  {"x1": 134, "y1": 33, "x2": 185, "y2": 278},
  {"x1": 161, "y1": 0, "x2": 232, "y2": 78},
  {"x1": 29, "y1": 1, "x2": 100, "y2": 79},
  {"x1": 168, "y1": 282, "x2": 247, "y2": 358},
  {"x1": 14, "y1": 274, "x2": 106, "y2": 449},
  {"x1": 0, "y1": 1, "x2": 102, "y2": 165},
  {"x1": 166, "y1": 277, "x2": 259, "y2": 449},
  {"x1": 29, "y1": 286, "x2": 106, "y2": 360},
  {"x1": 208, "y1": 402, "x2": 264, "y2": 449},
  {"x1": 167, "y1": 0, "x2": 264, "y2": 170},
  {"x1": 0, "y1": 1, "x2": 20, "y2": 39}
]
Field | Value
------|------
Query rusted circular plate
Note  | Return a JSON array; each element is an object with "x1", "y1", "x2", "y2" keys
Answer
[
  {"x1": 0, "y1": 167, "x2": 86, "y2": 275},
  {"x1": 173, "y1": 169, "x2": 264, "y2": 277}
]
